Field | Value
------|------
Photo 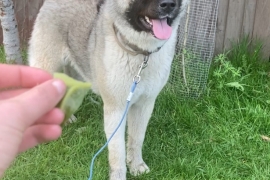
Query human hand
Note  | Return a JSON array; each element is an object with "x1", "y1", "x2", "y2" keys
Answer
[{"x1": 0, "y1": 64, "x2": 66, "y2": 177}]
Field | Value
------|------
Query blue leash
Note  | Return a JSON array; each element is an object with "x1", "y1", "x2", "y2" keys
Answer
[{"x1": 88, "y1": 82, "x2": 138, "y2": 180}]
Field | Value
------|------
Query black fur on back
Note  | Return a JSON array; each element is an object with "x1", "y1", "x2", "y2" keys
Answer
[{"x1": 97, "y1": 0, "x2": 105, "y2": 12}]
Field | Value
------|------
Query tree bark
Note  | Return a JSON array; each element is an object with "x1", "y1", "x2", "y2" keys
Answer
[{"x1": 0, "y1": 0, "x2": 22, "y2": 64}]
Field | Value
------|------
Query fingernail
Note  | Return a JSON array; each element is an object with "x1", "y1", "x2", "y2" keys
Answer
[{"x1": 52, "y1": 80, "x2": 66, "y2": 94}]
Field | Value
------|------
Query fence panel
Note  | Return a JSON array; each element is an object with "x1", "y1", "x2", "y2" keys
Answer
[
  {"x1": 215, "y1": 0, "x2": 270, "y2": 60},
  {"x1": 0, "y1": 0, "x2": 269, "y2": 60},
  {"x1": 0, "y1": 0, "x2": 44, "y2": 46}
]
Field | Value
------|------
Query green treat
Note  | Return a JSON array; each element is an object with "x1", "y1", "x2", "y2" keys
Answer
[{"x1": 53, "y1": 73, "x2": 91, "y2": 124}]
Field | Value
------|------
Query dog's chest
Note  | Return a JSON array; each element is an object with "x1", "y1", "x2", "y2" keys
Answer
[
  {"x1": 118, "y1": 53, "x2": 172, "y2": 99},
  {"x1": 97, "y1": 37, "x2": 175, "y2": 102}
]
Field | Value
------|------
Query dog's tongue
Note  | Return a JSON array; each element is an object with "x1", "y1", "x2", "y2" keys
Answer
[{"x1": 152, "y1": 18, "x2": 172, "y2": 40}]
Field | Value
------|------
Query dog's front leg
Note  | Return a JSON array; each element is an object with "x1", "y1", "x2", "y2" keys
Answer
[
  {"x1": 126, "y1": 99, "x2": 155, "y2": 176},
  {"x1": 104, "y1": 104, "x2": 127, "y2": 180}
]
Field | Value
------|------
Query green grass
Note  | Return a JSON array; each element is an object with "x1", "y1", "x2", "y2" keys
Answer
[
  {"x1": 2, "y1": 38, "x2": 270, "y2": 179},
  {"x1": 0, "y1": 47, "x2": 6, "y2": 63},
  {"x1": 0, "y1": 46, "x2": 28, "y2": 64}
]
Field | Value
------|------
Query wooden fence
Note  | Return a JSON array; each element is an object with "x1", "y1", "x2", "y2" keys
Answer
[
  {"x1": 215, "y1": 0, "x2": 270, "y2": 59},
  {"x1": 0, "y1": 0, "x2": 269, "y2": 59},
  {"x1": 0, "y1": 0, "x2": 44, "y2": 46}
]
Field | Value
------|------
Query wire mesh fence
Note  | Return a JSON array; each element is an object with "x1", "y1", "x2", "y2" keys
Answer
[{"x1": 169, "y1": 0, "x2": 219, "y2": 98}]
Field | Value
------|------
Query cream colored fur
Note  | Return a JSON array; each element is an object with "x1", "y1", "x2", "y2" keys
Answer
[{"x1": 28, "y1": 0, "x2": 190, "y2": 179}]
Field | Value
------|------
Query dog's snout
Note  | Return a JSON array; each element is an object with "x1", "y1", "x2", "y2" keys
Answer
[{"x1": 159, "y1": 0, "x2": 176, "y2": 14}]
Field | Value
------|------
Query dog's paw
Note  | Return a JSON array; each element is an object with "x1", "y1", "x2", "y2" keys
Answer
[
  {"x1": 63, "y1": 114, "x2": 77, "y2": 125},
  {"x1": 110, "y1": 169, "x2": 126, "y2": 180},
  {"x1": 68, "y1": 114, "x2": 78, "y2": 123},
  {"x1": 127, "y1": 151, "x2": 150, "y2": 176},
  {"x1": 129, "y1": 162, "x2": 150, "y2": 176}
]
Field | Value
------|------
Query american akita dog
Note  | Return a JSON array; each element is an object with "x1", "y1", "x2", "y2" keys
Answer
[{"x1": 28, "y1": 0, "x2": 190, "y2": 179}]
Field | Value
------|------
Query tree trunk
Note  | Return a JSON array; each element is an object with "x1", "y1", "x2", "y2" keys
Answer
[{"x1": 0, "y1": 0, "x2": 22, "y2": 64}]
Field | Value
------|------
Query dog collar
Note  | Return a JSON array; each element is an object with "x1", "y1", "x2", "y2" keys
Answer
[{"x1": 113, "y1": 24, "x2": 162, "y2": 56}]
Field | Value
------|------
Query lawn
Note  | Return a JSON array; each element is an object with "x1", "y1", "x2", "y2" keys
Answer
[{"x1": 2, "y1": 38, "x2": 270, "y2": 180}]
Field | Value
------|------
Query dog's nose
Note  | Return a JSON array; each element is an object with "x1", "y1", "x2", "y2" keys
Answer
[{"x1": 159, "y1": 0, "x2": 176, "y2": 14}]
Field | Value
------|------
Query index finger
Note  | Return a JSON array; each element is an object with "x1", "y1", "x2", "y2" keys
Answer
[
  {"x1": 0, "y1": 64, "x2": 52, "y2": 89},
  {"x1": 0, "y1": 79, "x2": 66, "y2": 130}
]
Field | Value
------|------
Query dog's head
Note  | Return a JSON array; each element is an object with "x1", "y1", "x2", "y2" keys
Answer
[
  {"x1": 125, "y1": 0, "x2": 184, "y2": 40},
  {"x1": 105, "y1": 0, "x2": 189, "y2": 51}
]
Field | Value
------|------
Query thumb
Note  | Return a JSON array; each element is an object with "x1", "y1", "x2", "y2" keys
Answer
[{"x1": 1, "y1": 80, "x2": 66, "y2": 130}]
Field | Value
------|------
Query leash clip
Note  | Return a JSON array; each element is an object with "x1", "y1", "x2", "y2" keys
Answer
[{"x1": 133, "y1": 56, "x2": 149, "y2": 84}]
